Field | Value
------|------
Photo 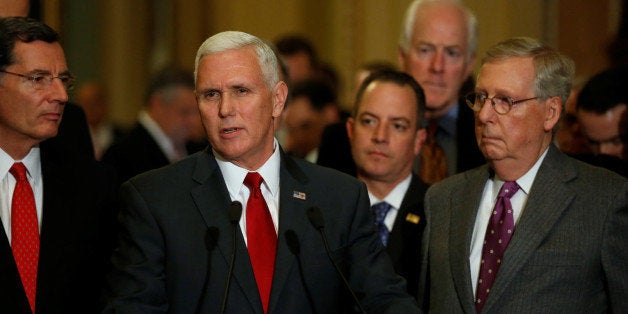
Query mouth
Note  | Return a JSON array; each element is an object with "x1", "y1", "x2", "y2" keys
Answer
[
  {"x1": 221, "y1": 127, "x2": 240, "y2": 134},
  {"x1": 367, "y1": 150, "x2": 388, "y2": 158}
]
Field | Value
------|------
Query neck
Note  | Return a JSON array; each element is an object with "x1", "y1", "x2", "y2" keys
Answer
[
  {"x1": 358, "y1": 172, "x2": 409, "y2": 200},
  {"x1": 490, "y1": 140, "x2": 550, "y2": 181}
]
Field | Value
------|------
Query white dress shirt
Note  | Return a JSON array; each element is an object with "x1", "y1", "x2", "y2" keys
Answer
[
  {"x1": 0, "y1": 148, "x2": 44, "y2": 242},
  {"x1": 215, "y1": 139, "x2": 281, "y2": 246},
  {"x1": 138, "y1": 110, "x2": 185, "y2": 163},
  {"x1": 368, "y1": 174, "x2": 412, "y2": 232},
  {"x1": 469, "y1": 148, "x2": 549, "y2": 295}
]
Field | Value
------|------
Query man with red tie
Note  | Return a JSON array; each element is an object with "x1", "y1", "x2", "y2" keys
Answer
[
  {"x1": 105, "y1": 31, "x2": 419, "y2": 313},
  {"x1": 0, "y1": 17, "x2": 118, "y2": 313}
]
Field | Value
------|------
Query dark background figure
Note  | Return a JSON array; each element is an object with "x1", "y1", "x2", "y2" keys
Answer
[
  {"x1": 101, "y1": 66, "x2": 199, "y2": 185},
  {"x1": 398, "y1": 0, "x2": 485, "y2": 184},
  {"x1": 574, "y1": 66, "x2": 628, "y2": 176}
]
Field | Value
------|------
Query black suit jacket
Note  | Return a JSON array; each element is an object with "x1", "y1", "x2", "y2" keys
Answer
[
  {"x1": 386, "y1": 174, "x2": 428, "y2": 298},
  {"x1": 454, "y1": 100, "x2": 484, "y2": 173},
  {"x1": 0, "y1": 142, "x2": 118, "y2": 313},
  {"x1": 104, "y1": 149, "x2": 419, "y2": 313},
  {"x1": 101, "y1": 123, "x2": 170, "y2": 186}
]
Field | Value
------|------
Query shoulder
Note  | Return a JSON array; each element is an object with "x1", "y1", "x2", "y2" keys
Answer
[{"x1": 284, "y1": 154, "x2": 362, "y2": 189}]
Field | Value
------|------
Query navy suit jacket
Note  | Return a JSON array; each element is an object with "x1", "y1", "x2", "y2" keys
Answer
[
  {"x1": 0, "y1": 142, "x2": 118, "y2": 313},
  {"x1": 105, "y1": 149, "x2": 419, "y2": 313},
  {"x1": 386, "y1": 174, "x2": 428, "y2": 298}
]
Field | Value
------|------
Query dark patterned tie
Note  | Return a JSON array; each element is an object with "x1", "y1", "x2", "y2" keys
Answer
[
  {"x1": 475, "y1": 181, "x2": 519, "y2": 313},
  {"x1": 419, "y1": 122, "x2": 447, "y2": 184},
  {"x1": 10, "y1": 162, "x2": 39, "y2": 313},
  {"x1": 371, "y1": 202, "x2": 392, "y2": 246},
  {"x1": 244, "y1": 172, "x2": 276, "y2": 313}
]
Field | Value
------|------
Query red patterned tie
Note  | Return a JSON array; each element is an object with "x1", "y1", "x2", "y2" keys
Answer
[
  {"x1": 475, "y1": 181, "x2": 519, "y2": 313},
  {"x1": 10, "y1": 162, "x2": 39, "y2": 313},
  {"x1": 244, "y1": 172, "x2": 276, "y2": 313}
]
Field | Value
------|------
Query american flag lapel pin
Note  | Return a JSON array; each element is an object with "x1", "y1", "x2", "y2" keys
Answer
[{"x1": 292, "y1": 191, "x2": 306, "y2": 200}]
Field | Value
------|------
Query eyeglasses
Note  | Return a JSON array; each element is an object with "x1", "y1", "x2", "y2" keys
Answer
[
  {"x1": 0, "y1": 69, "x2": 76, "y2": 91},
  {"x1": 465, "y1": 92, "x2": 538, "y2": 115}
]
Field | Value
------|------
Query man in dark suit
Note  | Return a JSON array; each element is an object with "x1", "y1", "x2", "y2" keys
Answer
[
  {"x1": 421, "y1": 37, "x2": 628, "y2": 312},
  {"x1": 0, "y1": 17, "x2": 118, "y2": 313},
  {"x1": 398, "y1": 0, "x2": 484, "y2": 184},
  {"x1": 102, "y1": 66, "x2": 199, "y2": 185},
  {"x1": 346, "y1": 70, "x2": 428, "y2": 298},
  {"x1": 104, "y1": 31, "x2": 418, "y2": 313}
]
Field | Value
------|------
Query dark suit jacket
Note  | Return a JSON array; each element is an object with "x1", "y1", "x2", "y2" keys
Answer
[
  {"x1": 421, "y1": 145, "x2": 628, "y2": 313},
  {"x1": 101, "y1": 123, "x2": 170, "y2": 186},
  {"x1": 105, "y1": 149, "x2": 419, "y2": 313},
  {"x1": 0, "y1": 142, "x2": 118, "y2": 313},
  {"x1": 454, "y1": 101, "x2": 484, "y2": 173},
  {"x1": 386, "y1": 174, "x2": 428, "y2": 298},
  {"x1": 46, "y1": 102, "x2": 95, "y2": 160}
]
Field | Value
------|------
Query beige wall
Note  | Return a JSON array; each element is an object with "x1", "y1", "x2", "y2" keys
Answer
[{"x1": 42, "y1": 0, "x2": 621, "y2": 126}]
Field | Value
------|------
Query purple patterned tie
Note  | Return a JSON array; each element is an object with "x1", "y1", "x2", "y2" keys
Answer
[
  {"x1": 371, "y1": 202, "x2": 391, "y2": 246},
  {"x1": 475, "y1": 181, "x2": 519, "y2": 313}
]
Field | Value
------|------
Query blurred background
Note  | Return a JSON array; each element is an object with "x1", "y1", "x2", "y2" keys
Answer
[{"x1": 29, "y1": 0, "x2": 626, "y2": 127}]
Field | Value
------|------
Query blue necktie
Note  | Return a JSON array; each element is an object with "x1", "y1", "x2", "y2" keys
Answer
[{"x1": 371, "y1": 202, "x2": 392, "y2": 246}]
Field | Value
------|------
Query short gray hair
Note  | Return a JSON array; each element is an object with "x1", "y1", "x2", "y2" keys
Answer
[
  {"x1": 194, "y1": 31, "x2": 280, "y2": 89},
  {"x1": 482, "y1": 37, "x2": 575, "y2": 105},
  {"x1": 399, "y1": 0, "x2": 478, "y2": 60}
]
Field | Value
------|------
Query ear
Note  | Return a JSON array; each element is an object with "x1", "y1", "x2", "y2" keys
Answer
[
  {"x1": 346, "y1": 117, "x2": 355, "y2": 141},
  {"x1": 397, "y1": 46, "x2": 408, "y2": 71},
  {"x1": 543, "y1": 96, "x2": 563, "y2": 132},
  {"x1": 413, "y1": 127, "x2": 427, "y2": 156},
  {"x1": 272, "y1": 81, "x2": 288, "y2": 118}
]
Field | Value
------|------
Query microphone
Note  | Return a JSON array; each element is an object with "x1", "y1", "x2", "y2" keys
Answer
[
  {"x1": 195, "y1": 227, "x2": 219, "y2": 314},
  {"x1": 285, "y1": 230, "x2": 317, "y2": 314},
  {"x1": 306, "y1": 207, "x2": 366, "y2": 314},
  {"x1": 221, "y1": 201, "x2": 242, "y2": 314}
]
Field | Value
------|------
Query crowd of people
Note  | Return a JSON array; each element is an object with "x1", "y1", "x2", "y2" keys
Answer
[{"x1": 0, "y1": 0, "x2": 626, "y2": 313}]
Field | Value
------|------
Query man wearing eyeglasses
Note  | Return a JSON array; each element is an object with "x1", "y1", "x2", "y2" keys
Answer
[
  {"x1": 0, "y1": 17, "x2": 118, "y2": 313},
  {"x1": 421, "y1": 37, "x2": 627, "y2": 312}
]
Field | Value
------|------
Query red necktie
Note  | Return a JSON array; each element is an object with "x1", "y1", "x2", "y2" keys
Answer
[
  {"x1": 10, "y1": 162, "x2": 39, "y2": 313},
  {"x1": 475, "y1": 181, "x2": 519, "y2": 313},
  {"x1": 244, "y1": 172, "x2": 276, "y2": 313},
  {"x1": 419, "y1": 122, "x2": 448, "y2": 184}
]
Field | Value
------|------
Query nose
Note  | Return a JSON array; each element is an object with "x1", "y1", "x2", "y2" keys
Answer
[
  {"x1": 430, "y1": 49, "x2": 445, "y2": 73},
  {"x1": 372, "y1": 122, "x2": 389, "y2": 143},
  {"x1": 476, "y1": 97, "x2": 495, "y2": 123},
  {"x1": 49, "y1": 78, "x2": 69, "y2": 103},
  {"x1": 218, "y1": 94, "x2": 234, "y2": 117}
]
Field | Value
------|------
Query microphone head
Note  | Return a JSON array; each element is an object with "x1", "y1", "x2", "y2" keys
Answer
[
  {"x1": 228, "y1": 201, "x2": 243, "y2": 224},
  {"x1": 284, "y1": 230, "x2": 300, "y2": 255},
  {"x1": 306, "y1": 206, "x2": 325, "y2": 230},
  {"x1": 205, "y1": 227, "x2": 219, "y2": 250}
]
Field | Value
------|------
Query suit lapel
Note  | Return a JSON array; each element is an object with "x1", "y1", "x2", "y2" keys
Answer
[
  {"x1": 387, "y1": 175, "x2": 425, "y2": 265},
  {"x1": 483, "y1": 146, "x2": 577, "y2": 312},
  {"x1": 449, "y1": 166, "x2": 491, "y2": 313},
  {"x1": 268, "y1": 154, "x2": 310, "y2": 313},
  {"x1": 37, "y1": 152, "x2": 77, "y2": 307},
  {"x1": 190, "y1": 152, "x2": 260, "y2": 312}
]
